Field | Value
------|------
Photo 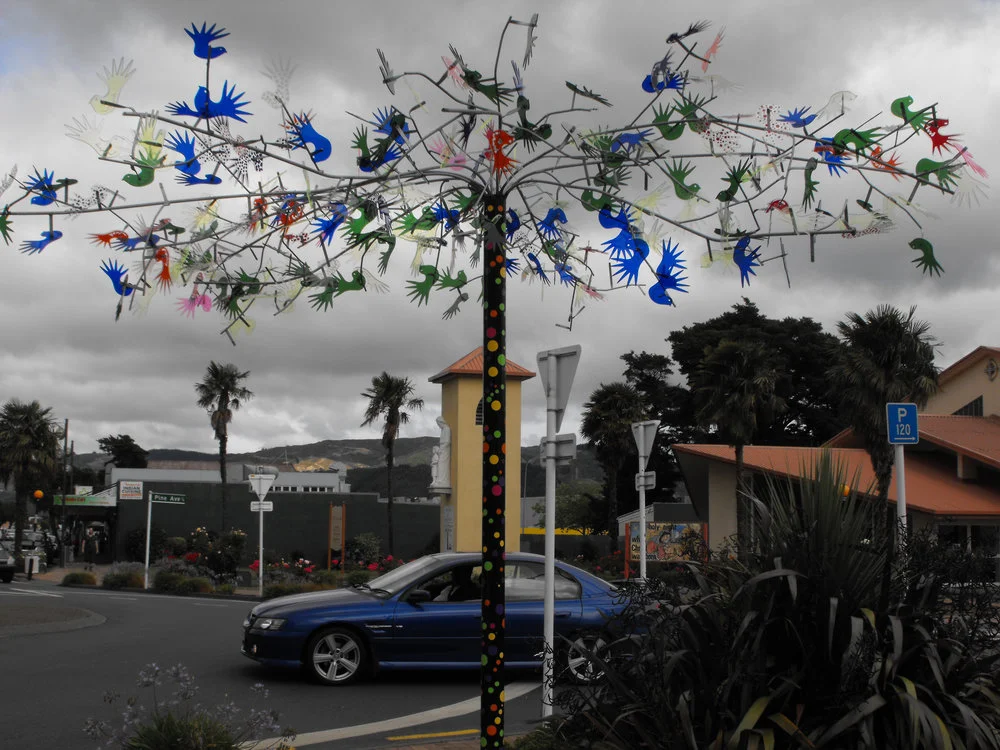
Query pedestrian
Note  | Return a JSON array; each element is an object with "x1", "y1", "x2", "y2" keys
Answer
[{"x1": 84, "y1": 527, "x2": 97, "y2": 572}]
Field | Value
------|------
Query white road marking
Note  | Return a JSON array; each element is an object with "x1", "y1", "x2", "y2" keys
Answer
[
  {"x1": 246, "y1": 681, "x2": 540, "y2": 748},
  {"x1": 192, "y1": 603, "x2": 230, "y2": 608},
  {"x1": 109, "y1": 596, "x2": 138, "y2": 601},
  {"x1": 11, "y1": 588, "x2": 63, "y2": 598}
]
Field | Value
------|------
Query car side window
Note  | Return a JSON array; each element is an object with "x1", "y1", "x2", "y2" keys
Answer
[
  {"x1": 505, "y1": 562, "x2": 581, "y2": 601},
  {"x1": 417, "y1": 564, "x2": 482, "y2": 603}
]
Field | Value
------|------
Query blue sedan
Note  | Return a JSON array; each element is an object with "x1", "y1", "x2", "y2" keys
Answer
[{"x1": 242, "y1": 552, "x2": 623, "y2": 686}]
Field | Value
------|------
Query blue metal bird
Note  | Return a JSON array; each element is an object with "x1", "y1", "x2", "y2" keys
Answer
[
  {"x1": 25, "y1": 168, "x2": 57, "y2": 206},
  {"x1": 164, "y1": 131, "x2": 221, "y2": 185},
  {"x1": 505, "y1": 256, "x2": 520, "y2": 274},
  {"x1": 100, "y1": 258, "x2": 134, "y2": 296},
  {"x1": 311, "y1": 204, "x2": 350, "y2": 245},
  {"x1": 20, "y1": 230, "x2": 62, "y2": 255},
  {"x1": 167, "y1": 81, "x2": 252, "y2": 123},
  {"x1": 432, "y1": 203, "x2": 461, "y2": 231},
  {"x1": 732, "y1": 236, "x2": 761, "y2": 287},
  {"x1": 554, "y1": 262, "x2": 575, "y2": 285},
  {"x1": 537, "y1": 207, "x2": 568, "y2": 239},
  {"x1": 598, "y1": 205, "x2": 630, "y2": 231},
  {"x1": 185, "y1": 22, "x2": 228, "y2": 59},
  {"x1": 641, "y1": 72, "x2": 685, "y2": 93},
  {"x1": 610, "y1": 236, "x2": 649, "y2": 286},
  {"x1": 610, "y1": 130, "x2": 651, "y2": 153},
  {"x1": 372, "y1": 106, "x2": 411, "y2": 144},
  {"x1": 114, "y1": 233, "x2": 160, "y2": 251},
  {"x1": 778, "y1": 106, "x2": 816, "y2": 128},
  {"x1": 505, "y1": 208, "x2": 521, "y2": 241},
  {"x1": 526, "y1": 252, "x2": 550, "y2": 284},
  {"x1": 648, "y1": 239, "x2": 688, "y2": 306},
  {"x1": 286, "y1": 113, "x2": 332, "y2": 163}
]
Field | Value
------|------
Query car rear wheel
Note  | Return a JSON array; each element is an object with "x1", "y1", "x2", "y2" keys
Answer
[
  {"x1": 305, "y1": 627, "x2": 367, "y2": 686},
  {"x1": 0, "y1": 571, "x2": 12, "y2": 583},
  {"x1": 562, "y1": 632, "x2": 609, "y2": 685}
]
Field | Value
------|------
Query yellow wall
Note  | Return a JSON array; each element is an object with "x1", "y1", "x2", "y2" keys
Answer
[
  {"x1": 707, "y1": 462, "x2": 738, "y2": 549},
  {"x1": 925, "y1": 352, "x2": 1000, "y2": 416},
  {"x1": 439, "y1": 375, "x2": 523, "y2": 553}
]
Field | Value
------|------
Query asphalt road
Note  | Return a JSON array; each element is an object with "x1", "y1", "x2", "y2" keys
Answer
[{"x1": 0, "y1": 581, "x2": 550, "y2": 749}]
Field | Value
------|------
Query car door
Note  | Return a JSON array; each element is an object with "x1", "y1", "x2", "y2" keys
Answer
[
  {"x1": 388, "y1": 562, "x2": 482, "y2": 665},
  {"x1": 504, "y1": 561, "x2": 582, "y2": 664}
]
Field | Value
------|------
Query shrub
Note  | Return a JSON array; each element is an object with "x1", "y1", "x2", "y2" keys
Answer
[
  {"x1": 174, "y1": 577, "x2": 213, "y2": 595},
  {"x1": 83, "y1": 663, "x2": 294, "y2": 749},
  {"x1": 102, "y1": 562, "x2": 145, "y2": 590},
  {"x1": 164, "y1": 536, "x2": 188, "y2": 557},
  {"x1": 205, "y1": 529, "x2": 247, "y2": 578},
  {"x1": 216, "y1": 583, "x2": 236, "y2": 596},
  {"x1": 346, "y1": 569, "x2": 375, "y2": 587},
  {"x1": 346, "y1": 532, "x2": 382, "y2": 565},
  {"x1": 188, "y1": 526, "x2": 213, "y2": 555},
  {"x1": 125, "y1": 525, "x2": 167, "y2": 562},
  {"x1": 153, "y1": 570, "x2": 185, "y2": 593},
  {"x1": 310, "y1": 569, "x2": 341, "y2": 586},
  {"x1": 62, "y1": 571, "x2": 97, "y2": 586},
  {"x1": 509, "y1": 725, "x2": 561, "y2": 750}
]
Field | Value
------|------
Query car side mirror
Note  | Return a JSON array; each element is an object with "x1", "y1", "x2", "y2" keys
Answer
[{"x1": 406, "y1": 588, "x2": 433, "y2": 605}]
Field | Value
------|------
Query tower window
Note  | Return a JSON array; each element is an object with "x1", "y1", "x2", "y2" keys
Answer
[
  {"x1": 475, "y1": 398, "x2": 484, "y2": 425},
  {"x1": 953, "y1": 396, "x2": 984, "y2": 417}
]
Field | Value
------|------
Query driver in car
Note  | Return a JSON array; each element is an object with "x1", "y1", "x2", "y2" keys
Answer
[{"x1": 434, "y1": 566, "x2": 479, "y2": 602}]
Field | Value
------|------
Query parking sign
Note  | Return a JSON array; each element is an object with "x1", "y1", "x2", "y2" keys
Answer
[{"x1": 886, "y1": 403, "x2": 919, "y2": 445}]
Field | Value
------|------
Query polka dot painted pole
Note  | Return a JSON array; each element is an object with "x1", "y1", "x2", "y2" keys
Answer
[{"x1": 481, "y1": 193, "x2": 507, "y2": 748}]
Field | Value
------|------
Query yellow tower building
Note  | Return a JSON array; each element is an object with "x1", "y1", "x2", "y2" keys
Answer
[{"x1": 429, "y1": 348, "x2": 535, "y2": 553}]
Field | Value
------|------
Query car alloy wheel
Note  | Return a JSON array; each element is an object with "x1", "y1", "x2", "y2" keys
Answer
[
  {"x1": 564, "y1": 632, "x2": 609, "y2": 685},
  {"x1": 307, "y1": 627, "x2": 367, "y2": 685}
]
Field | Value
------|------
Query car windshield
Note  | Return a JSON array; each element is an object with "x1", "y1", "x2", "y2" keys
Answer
[{"x1": 364, "y1": 556, "x2": 447, "y2": 596}]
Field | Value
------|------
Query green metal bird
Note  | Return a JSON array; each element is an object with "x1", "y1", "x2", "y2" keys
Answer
[
  {"x1": 908, "y1": 237, "x2": 943, "y2": 276},
  {"x1": 436, "y1": 269, "x2": 468, "y2": 290},
  {"x1": 890, "y1": 95, "x2": 932, "y2": 132},
  {"x1": 666, "y1": 159, "x2": 700, "y2": 201},
  {"x1": 915, "y1": 157, "x2": 961, "y2": 190},
  {"x1": 802, "y1": 157, "x2": 819, "y2": 210},
  {"x1": 0, "y1": 209, "x2": 12, "y2": 245},
  {"x1": 406, "y1": 264, "x2": 438, "y2": 306},
  {"x1": 717, "y1": 159, "x2": 751, "y2": 202},
  {"x1": 652, "y1": 104, "x2": 684, "y2": 141}
]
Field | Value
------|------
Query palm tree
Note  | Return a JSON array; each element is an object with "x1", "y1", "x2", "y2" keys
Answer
[
  {"x1": 360, "y1": 372, "x2": 424, "y2": 556},
  {"x1": 580, "y1": 382, "x2": 647, "y2": 551},
  {"x1": 692, "y1": 339, "x2": 785, "y2": 554},
  {"x1": 195, "y1": 362, "x2": 254, "y2": 532},
  {"x1": 827, "y1": 304, "x2": 938, "y2": 607},
  {"x1": 0, "y1": 399, "x2": 60, "y2": 558}
]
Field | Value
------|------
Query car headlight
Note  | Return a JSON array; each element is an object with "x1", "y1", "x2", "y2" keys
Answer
[{"x1": 254, "y1": 617, "x2": 287, "y2": 631}]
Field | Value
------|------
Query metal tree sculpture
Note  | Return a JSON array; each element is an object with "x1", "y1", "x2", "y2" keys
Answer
[{"x1": 1, "y1": 14, "x2": 985, "y2": 747}]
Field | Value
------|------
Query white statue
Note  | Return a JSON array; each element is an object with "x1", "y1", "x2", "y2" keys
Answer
[{"x1": 430, "y1": 416, "x2": 451, "y2": 491}]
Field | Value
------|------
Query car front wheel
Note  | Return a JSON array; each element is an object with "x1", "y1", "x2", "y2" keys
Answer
[
  {"x1": 0, "y1": 571, "x2": 12, "y2": 583},
  {"x1": 305, "y1": 627, "x2": 367, "y2": 685},
  {"x1": 562, "y1": 632, "x2": 609, "y2": 685}
]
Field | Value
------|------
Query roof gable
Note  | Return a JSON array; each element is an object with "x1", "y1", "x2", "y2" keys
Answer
[
  {"x1": 938, "y1": 346, "x2": 1000, "y2": 387},
  {"x1": 429, "y1": 347, "x2": 535, "y2": 383}
]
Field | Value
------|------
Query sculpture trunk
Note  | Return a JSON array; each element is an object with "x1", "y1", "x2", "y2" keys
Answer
[
  {"x1": 480, "y1": 193, "x2": 507, "y2": 748},
  {"x1": 386, "y1": 445, "x2": 395, "y2": 557}
]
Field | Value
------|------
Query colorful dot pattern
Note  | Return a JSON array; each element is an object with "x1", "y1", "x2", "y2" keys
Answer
[{"x1": 480, "y1": 194, "x2": 507, "y2": 748}]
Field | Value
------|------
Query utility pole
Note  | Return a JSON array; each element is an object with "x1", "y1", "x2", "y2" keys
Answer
[{"x1": 61, "y1": 420, "x2": 68, "y2": 567}]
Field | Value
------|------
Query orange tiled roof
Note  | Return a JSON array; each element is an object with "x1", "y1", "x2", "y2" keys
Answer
[
  {"x1": 428, "y1": 347, "x2": 535, "y2": 383},
  {"x1": 672, "y1": 443, "x2": 1000, "y2": 516},
  {"x1": 825, "y1": 415, "x2": 1000, "y2": 470},
  {"x1": 938, "y1": 346, "x2": 1000, "y2": 386}
]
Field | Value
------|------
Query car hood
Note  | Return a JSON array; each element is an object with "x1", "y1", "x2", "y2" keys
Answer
[{"x1": 251, "y1": 586, "x2": 380, "y2": 617}]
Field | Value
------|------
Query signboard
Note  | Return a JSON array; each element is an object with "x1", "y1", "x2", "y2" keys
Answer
[
  {"x1": 442, "y1": 504, "x2": 455, "y2": 552},
  {"x1": 627, "y1": 522, "x2": 707, "y2": 563},
  {"x1": 634, "y1": 471, "x2": 656, "y2": 491},
  {"x1": 251, "y1": 500, "x2": 274, "y2": 512},
  {"x1": 55, "y1": 494, "x2": 117, "y2": 508},
  {"x1": 329, "y1": 505, "x2": 344, "y2": 549},
  {"x1": 74, "y1": 485, "x2": 94, "y2": 496},
  {"x1": 119, "y1": 480, "x2": 143, "y2": 500},
  {"x1": 887, "y1": 403, "x2": 919, "y2": 445},
  {"x1": 150, "y1": 492, "x2": 185, "y2": 505},
  {"x1": 631, "y1": 420, "x2": 660, "y2": 471},
  {"x1": 248, "y1": 473, "x2": 276, "y2": 500}
]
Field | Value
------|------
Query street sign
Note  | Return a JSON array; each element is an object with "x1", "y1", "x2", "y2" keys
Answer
[
  {"x1": 119, "y1": 480, "x2": 143, "y2": 500},
  {"x1": 539, "y1": 433, "x2": 577, "y2": 464},
  {"x1": 150, "y1": 492, "x2": 185, "y2": 504},
  {"x1": 635, "y1": 471, "x2": 657, "y2": 491},
  {"x1": 250, "y1": 500, "x2": 274, "y2": 512},
  {"x1": 537, "y1": 345, "x2": 582, "y2": 433},
  {"x1": 886, "y1": 403, "x2": 919, "y2": 445},
  {"x1": 631, "y1": 420, "x2": 660, "y2": 471},
  {"x1": 248, "y1": 473, "x2": 276, "y2": 500}
]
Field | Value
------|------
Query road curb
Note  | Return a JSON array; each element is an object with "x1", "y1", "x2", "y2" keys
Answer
[
  {"x1": 0, "y1": 608, "x2": 106, "y2": 639},
  {"x1": 58, "y1": 583, "x2": 262, "y2": 602}
]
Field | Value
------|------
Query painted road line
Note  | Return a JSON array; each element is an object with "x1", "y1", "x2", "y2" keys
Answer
[
  {"x1": 108, "y1": 596, "x2": 138, "y2": 601},
  {"x1": 11, "y1": 588, "x2": 63, "y2": 598},
  {"x1": 387, "y1": 728, "x2": 479, "y2": 741},
  {"x1": 247, "y1": 681, "x2": 540, "y2": 749},
  {"x1": 192, "y1": 603, "x2": 231, "y2": 608}
]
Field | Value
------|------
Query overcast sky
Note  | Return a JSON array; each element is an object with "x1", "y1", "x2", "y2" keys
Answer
[{"x1": 0, "y1": 0, "x2": 995, "y2": 458}]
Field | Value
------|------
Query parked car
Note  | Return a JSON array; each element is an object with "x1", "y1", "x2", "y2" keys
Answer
[
  {"x1": 0, "y1": 541, "x2": 16, "y2": 583},
  {"x1": 242, "y1": 552, "x2": 624, "y2": 685}
]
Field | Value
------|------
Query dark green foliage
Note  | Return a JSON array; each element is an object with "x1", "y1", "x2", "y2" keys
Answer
[
  {"x1": 346, "y1": 569, "x2": 375, "y2": 587},
  {"x1": 123, "y1": 711, "x2": 237, "y2": 750},
  {"x1": 101, "y1": 562, "x2": 144, "y2": 589},
  {"x1": 552, "y1": 454, "x2": 1000, "y2": 749},
  {"x1": 164, "y1": 536, "x2": 188, "y2": 556},
  {"x1": 125, "y1": 525, "x2": 167, "y2": 562},
  {"x1": 667, "y1": 299, "x2": 846, "y2": 445},
  {"x1": 346, "y1": 532, "x2": 382, "y2": 565},
  {"x1": 97, "y1": 434, "x2": 149, "y2": 468}
]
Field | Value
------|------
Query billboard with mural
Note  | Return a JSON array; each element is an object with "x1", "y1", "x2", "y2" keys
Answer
[{"x1": 626, "y1": 522, "x2": 707, "y2": 564}]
